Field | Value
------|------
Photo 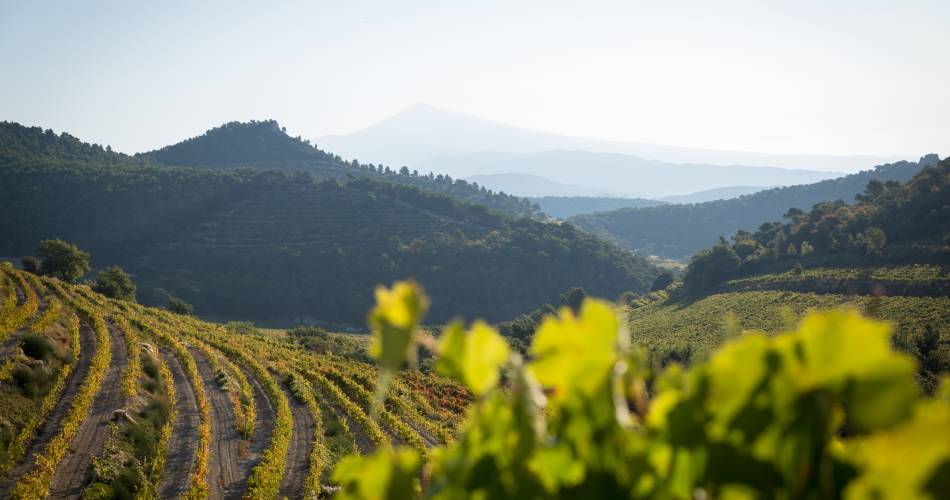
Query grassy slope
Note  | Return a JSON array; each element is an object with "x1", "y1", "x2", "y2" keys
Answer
[{"x1": 628, "y1": 277, "x2": 949, "y2": 358}]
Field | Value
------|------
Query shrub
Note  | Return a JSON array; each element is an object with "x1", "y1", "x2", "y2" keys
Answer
[
  {"x1": 166, "y1": 296, "x2": 193, "y2": 315},
  {"x1": 92, "y1": 266, "x2": 136, "y2": 302},
  {"x1": 20, "y1": 333, "x2": 54, "y2": 361},
  {"x1": 20, "y1": 257, "x2": 39, "y2": 274}
]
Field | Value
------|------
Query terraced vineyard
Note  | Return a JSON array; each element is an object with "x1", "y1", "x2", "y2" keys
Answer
[{"x1": 0, "y1": 263, "x2": 468, "y2": 499}]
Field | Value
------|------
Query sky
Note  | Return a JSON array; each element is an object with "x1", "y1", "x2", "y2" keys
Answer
[{"x1": 1, "y1": 0, "x2": 948, "y2": 157}]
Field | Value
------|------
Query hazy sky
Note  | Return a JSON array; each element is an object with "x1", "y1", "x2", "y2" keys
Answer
[{"x1": 1, "y1": 0, "x2": 947, "y2": 157}]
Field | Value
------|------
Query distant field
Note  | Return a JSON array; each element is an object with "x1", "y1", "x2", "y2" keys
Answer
[{"x1": 627, "y1": 290, "x2": 949, "y2": 357}]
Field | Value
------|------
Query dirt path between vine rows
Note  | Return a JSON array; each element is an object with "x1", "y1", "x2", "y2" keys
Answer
[
  {"x1": 0, "y1": 316, "x2": 96, "y2": 497},
  {"x1": 191, "y1": 347, "x2": 243, "y2": 500},
  {"x1": 158, "y1": 348, "x2": 200, "y2": 499},
  {"x1": 243, "y1": 364, "x2": 276, "y2": 463},
  {"x1": 47, "y1": 320, "x2": 128, "y2": 499},
  {"x1": 278, "y1": 381, "x2": 315, "y2": 499}
]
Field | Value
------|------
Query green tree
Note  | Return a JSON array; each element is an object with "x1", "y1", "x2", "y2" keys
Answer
[
  {"x1": 558, "y1": 287, "x2": 587, "y2": 312},
  {"x1": 800, "y1": 240, "x2": 815, "y2": 256},
  {"x1": 37, "y1": 239, "x2": 90, "y2": 282},
  {"x1": 682, "y1": 241, "x2": 740, "y2": 292},
  {"x1": 859, "y1": 227, "x2": 887, "y2": 256},
  {"x1": 649, "y1": 272, "x2": 674, "y2": 292},
  {"x1": 92, "y1": 265, "x2": 137, "y2": 301}
]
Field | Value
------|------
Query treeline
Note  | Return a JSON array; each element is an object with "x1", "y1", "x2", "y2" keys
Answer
[
  {"x1": 683, "y1": 158, "x2": 950, "y2": 292},
  {"x1": 0, "y1": 121, "x2": 150, "y2": 167},
  {"x1": 570, "y1": 155, "x2": 939, "y2": 259},
  {"x1": 0, "y1": 128, "x2": 659, "y2": 324}
]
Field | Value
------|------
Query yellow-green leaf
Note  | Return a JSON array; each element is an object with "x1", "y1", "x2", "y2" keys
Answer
[
  {"x1": 368, "y1": 281, "x2": 429, "y2": 373},
  {"x1": 528, "y1": 299, "x2": 622, "y2": 404},
  {"x1": 436, "y1": 321, "x2": 510, "y2": 397}
]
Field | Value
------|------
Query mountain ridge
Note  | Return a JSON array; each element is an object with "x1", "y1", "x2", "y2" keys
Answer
[
  {"x1": 570, "y1": 155, "x2": 939, "y2": 260},
  {"x1": 317, "y1": 103, "x2": 907, "y2": 172}
]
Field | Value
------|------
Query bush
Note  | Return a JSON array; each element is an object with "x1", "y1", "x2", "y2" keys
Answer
[
  {"x1": 20, "y1": 333, "x2": 54, "y2": 361},
  {"x1": 12, "y1": 364, "x2": 51, "y2": 398},
  {"x1": 20, "y1": 257, "x2": 39, "y2": 274},
  {"x1": 166, "y1": 296, "x2": 193, "y2": 315},
  {"x1": 92, "y1": 265, "x2": 137, "y2": 302},
  {"x1": 225, "y1": 321, "x2": 257, "y2": 336}
]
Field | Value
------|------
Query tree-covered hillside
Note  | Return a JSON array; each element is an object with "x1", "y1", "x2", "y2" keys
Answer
[
  {"x1": 530, "y1": 196, "x2": 665, "y2": 219},
  {"x1": 138, "y1": 120, "x2": 541, "y2": 218},
  {"x1": 682, "y1": 158, "x2": 950, "y2": 293},
  {"x1": 570, "y1": 155, "x2": 940, "y2": 259},
  {"x1": 0, "y1": 122, "x2": 659, "y2": 325}
]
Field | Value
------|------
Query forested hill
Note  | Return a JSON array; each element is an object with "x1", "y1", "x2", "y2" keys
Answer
[
  {"x1": 570, "y1": 155, "x2": 940, "y2": 260},
  {"x1": 0, "y1": 123, "x2": 660, "y2": 325},
  {"x1": 137, "y1": 120, "x2": 541, "y2": 218},
  {"x1": 0, "y1": 121, "x2": 149, "y2": 167},
  {"x1": 142, "y1": 119, "x2": 334, "y2": 167},
  {"x1": 681, "y1": 157, "x2": 950, "y2": 293}
]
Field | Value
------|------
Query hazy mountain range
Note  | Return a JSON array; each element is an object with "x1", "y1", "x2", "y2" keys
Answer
[
  {"x1": 317, "y1": 103, "x2": 905, "y2": 172},
  {"x1": 427, "y1": 150, "x2": 829, "y2": 198},
  {"x1": 660, "y1": 186, "x2": 773, "y2": 204},
  {"x1": 465, "y1": 173, "x2": 620, "y2": 198}
]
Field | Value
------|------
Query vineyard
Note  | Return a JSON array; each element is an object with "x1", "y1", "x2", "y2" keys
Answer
[
  {"x1": 718, "y1": 264, "x2": 950, "y2": 296},
  {"x1": 0, "y1": 263, "x2": 468, "y2": 499},
  {"x1": 627, "y1": 288, "x2": 949, "y2": 359}
]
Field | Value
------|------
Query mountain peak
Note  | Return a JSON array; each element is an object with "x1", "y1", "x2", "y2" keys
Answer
[
  {"x1": 142, "y1": 119, "x2": 326, "y2": 167},
  {"x1": 318, "y1": 105, "x2": 907, "y2": 173}
]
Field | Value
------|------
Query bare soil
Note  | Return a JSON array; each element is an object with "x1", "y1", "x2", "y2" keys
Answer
[
  {"x1": 0, "y1": 317, "x2": 97, "y2": 497},
  {"x1": 242, "y1": 364, "x2": 276, "y2": 462},
  {"x1": 191, "y1": 346, "x2": 244, "y2": 500},
  {"x1": 158, "y1": 348, "x2": 200, "y2": 499},
  {"x1": 47, "y1": 320, "x2": 128, "y2": 499},
  {"x1": 278, "y1": 381, "x2": 315, "y2": 499}
]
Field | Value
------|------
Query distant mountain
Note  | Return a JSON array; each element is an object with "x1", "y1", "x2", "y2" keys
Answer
[
  {"x1": 317, "y1": 103, "x2": 905, "y2": 172},
  {"x1": 530, "y1": 197, "x2": 666, "y2": 219},
  {"x1": 570, "y1": 155, "x2": 940, "y2": 260},
  {"x1": 0, "y1": 121, "x2": 660, "y2": 325},
  {"x1": 418, "y1": 150, "x2": 839, "y2": 199},
  {"x1": 464, "y1": 173, "x2": 618, "y2": 197},
  {"x1": 660, "y1": 186, "x2": 771, "y2": 204},
  {"x1": 135, "y1": 120, "x2": 540, "y2": 218}
]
